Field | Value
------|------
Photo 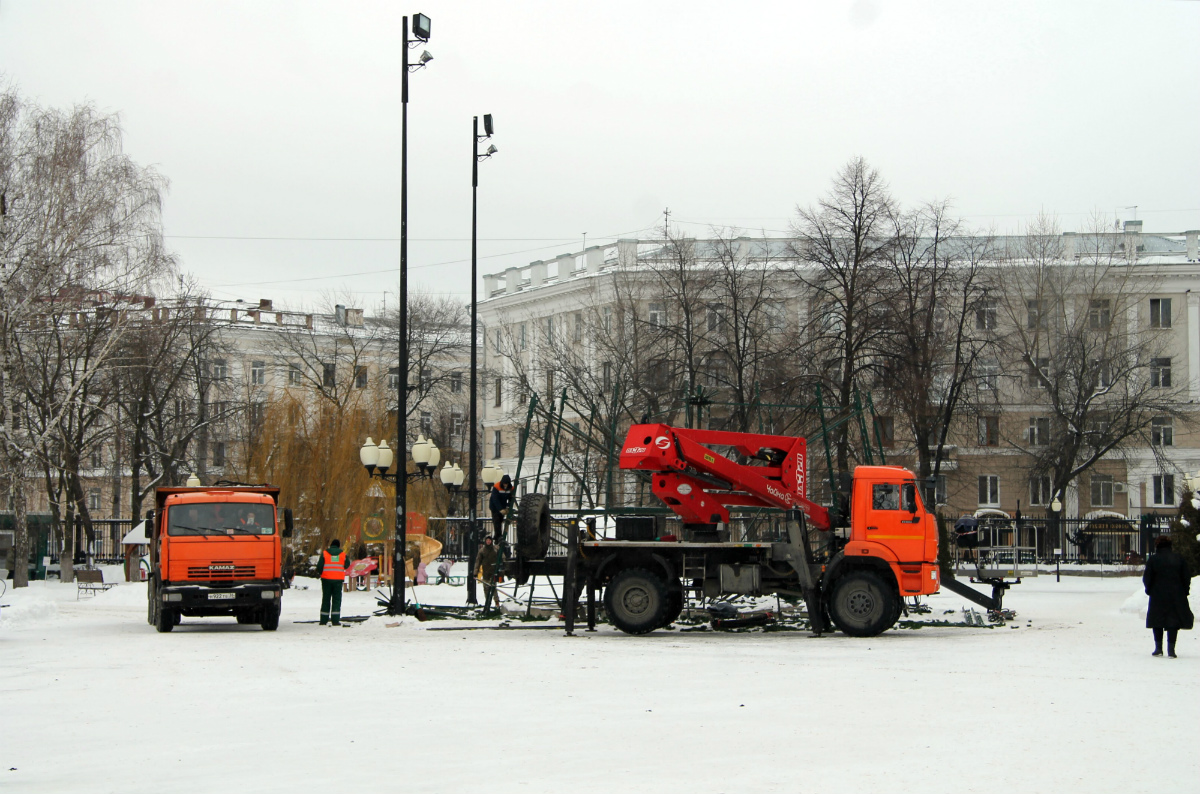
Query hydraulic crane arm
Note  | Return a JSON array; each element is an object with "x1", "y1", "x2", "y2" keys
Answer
[{"x1": 618, "y1": 423, "x2": 831, "y2": 529}]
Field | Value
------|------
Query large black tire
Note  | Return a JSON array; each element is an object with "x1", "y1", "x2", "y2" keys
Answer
[
  {"x1": 661, "y1": 586, "x2": 684, "y2": 628},
  {"x1": 516, "y1": 493, "x2": 551, "y2": 559},
  {"x1": 604, "y1": 567, "x2": 669, "y2": 635},
  {"x1": 261, "y1": 602, "x2": 280, "y2": 631},
  {"x1": 236, "y1": 611, "x2": 255, "y2": 624},
  {"x1": 828, "y1": 570, "x2": 898, "y2": 637},
  {"x1": 155, "y1": 604, "x2": 175, "y2": 633}
]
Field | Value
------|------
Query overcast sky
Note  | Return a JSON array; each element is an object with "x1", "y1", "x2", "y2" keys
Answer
[{"x1": 2, "y1": 0, "x2": 1198, "y2": 313}]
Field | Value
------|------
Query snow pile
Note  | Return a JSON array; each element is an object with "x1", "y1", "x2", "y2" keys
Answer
[
  {"x1": 0, "y1": 596, "x2": 58, "y2": 627},
  {"x1": 1119, "y1": 587, "x2": 1148, "y2": 616}
]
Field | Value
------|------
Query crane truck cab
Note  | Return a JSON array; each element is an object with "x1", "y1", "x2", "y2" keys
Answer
[{"x1": 146, "y1": 485, "x2": 293, "y2": 632}]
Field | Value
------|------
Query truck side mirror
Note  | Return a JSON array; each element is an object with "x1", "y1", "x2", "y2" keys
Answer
[{"x1": 283, "y1": 508, "x2": 294, "y2": 538}]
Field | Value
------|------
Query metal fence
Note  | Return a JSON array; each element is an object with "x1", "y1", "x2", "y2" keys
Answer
[{"x1": 940, "y1": 514, "x2": 1175, "y2": 565}]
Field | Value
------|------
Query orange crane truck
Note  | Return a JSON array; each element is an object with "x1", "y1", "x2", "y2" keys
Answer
[
  {"x1": 555, "y1": 423, "x2": 1007, "y2": 636},
  {"x1": 145, "y1": 484, "x2": 293, "y2": 632}
]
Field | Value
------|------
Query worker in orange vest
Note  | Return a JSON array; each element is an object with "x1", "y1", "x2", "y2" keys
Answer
[{"x1": 316, "y1": 539, "x2": 347, "y2": 625}]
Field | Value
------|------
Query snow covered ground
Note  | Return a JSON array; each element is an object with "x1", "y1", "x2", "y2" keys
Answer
[{"x1": 2, "y1": 568, "x2": 1196, "y2": 794}]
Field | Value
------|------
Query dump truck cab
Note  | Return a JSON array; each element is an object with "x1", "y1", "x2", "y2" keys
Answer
[{"x1": 147, "y1": 485, "x2": 292, "y2": 632}]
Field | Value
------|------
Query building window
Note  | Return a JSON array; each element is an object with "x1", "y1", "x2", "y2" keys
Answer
[
  {"x1": 1027, "y1": 357, "x2": 1049, "y2": 389},
  {"x1": 212, "y1": 442, "x2": 226, "y2": 467},
  {"x1": 519, "y1": 323, "x2": 527, "y2": 350},
  {"x1": 355, "y1": 366, "x2": 368, "y2": 389},
  {"x1": 90, "y1": 448, "x2": 103, "y2": 469},
  {"x1": 322, "y1": 363, "x2": 336, "y2": 388},
  {"x1": 706, "y1": 304, "x2": 726, "y2": 334},
  {"x1": 574, "y1": 312, "x2": 583, "y2": 342},
  {"x1": 764, "y1": 301, "x2": 787, "y2": 333},
  {"x1": 602, "y1": 361, "x2": 612, "y2": 393},
  {"x1": 388, "y1": 368, "x2": 400, "y2": 391},
  {"x1": 928, "y1": 475, "x2": 948, "y2": 506},
  {"x1": 251, "y1": 361, "x2": 266, "y2": 386},
  {"x1": 978, "y1": 475, "x2": 1000, "y2": 507},
  {"x1": 977, "y1": 416, "x2": 999, "y2": 447},
  {"x1": 494, "y1": 377, "x2": 502, "y2": 408},
  {"x1": 495, "y1": 329, "x2": 503, "y2": 352},
  {"x1": 546, "y1": 370, "x2": 555, "y2": 397},
  {"x1": 249, "y1": 402, "x2": 265, "y2": 430},
  {"x1": 1152, "y1": 474, "x2": 1176, "y2": 506},
  {"x1": 212, "y1": 359, "x2": 228, "y2": 381},
  {"x1": 648, "y1": 303, "x2": 666, "y2": 327},
  {"x1": 1151, "y1": 416, "x2": 1174, "y2": 447},
  {"x1": 450, "y1": 371, "x2": 463, "y2": 394},
  {"x1": 1030, "y1": 475, "x2": 1052, "y2": 506},
  {"x1": 1091, "y1": 360, "x2": 1112, "y2": 392},
  {"x1": 975, "y1": 298, "x2": 997, "y2": 331},
  {"x1": 288, "y1": 364, "x2": 302, "y2": 386},
  {"x1": 1090, "y1": 474, "x2": 1113, "y2": 507},
  {"x1": 1150, "y1": 358, "x2": 1172, "y2": 388},
  {"x1": 1028, "y1": 417, "x2": 1050, "y2": 446},
  {"x1": 420, "y1": 368, "x2": 432, "y2": 391},
  {"x1": 874, "y1": 416, "x2": 894, "y2": 448},
  {"x1": 88, "y1": 489, "x2": 102, "y2": 512},
  {"x1": 1027, "y1": 299, "x2": 1047, "y2": 330},
  {"x1": 451, "y1": 411, "x2": 464, "y2": 439},
  {"x1": 1088, "y1": 299, "x2": 1111, "y2": 329},
  {"x1": 603, "y1": 307, "x2": 612, "y2": 333},
  {"x1": 420, "y1": 411, "x2": 432, "y2": 435},
  {"x1": 978, "y1": 362, "x2": 999, "y2": 391},
  {"x1": 492, "y1": 430, "x2": 502, "y2": 459},
  {"x1": 1150, "y1": 298, "x2": 1172, "y2": 329},
  {"x1": 545, "y1": 316, "x2": 555, "y2": 344}
]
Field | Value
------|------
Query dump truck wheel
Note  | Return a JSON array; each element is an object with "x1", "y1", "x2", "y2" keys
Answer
[
  {"x1": 516, "y1": 493, "x2": 551, "y2": 559},
  {"x1": 261, "y1": 602, "x2": 280, "y2": 631},
  {"x1": 604, "y1": 567, "x2": 669, "y2": 635},
  {"x1": 155, "y1": 605, "x2": 175, "y2": 633},
  {"x1": 236, "y1": 611, "x2": 255, "y2": 624},
  {"x1": 829, "y1": 570, "x2": 896, "y2": 637}
]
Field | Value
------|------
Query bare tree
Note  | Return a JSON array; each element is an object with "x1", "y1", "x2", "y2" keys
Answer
[
  {"x1": 790, "y1": 157, "x2": 896, "y2": 485},
  {"x1": 997, "y1": 214, "x2": 1188, "y2": 518},
  {"x1": 0, "y1": 88, "x2": 170, "y2": 586}
]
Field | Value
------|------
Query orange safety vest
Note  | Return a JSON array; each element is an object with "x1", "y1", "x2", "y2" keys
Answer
[{"x1": 321, "y1": 550, "x2": 346, "y2": 580}]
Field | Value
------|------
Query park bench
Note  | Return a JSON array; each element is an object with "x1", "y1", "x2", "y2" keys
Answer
[{"x1": 76, "y1": 569, "x2": 116, "y2": 600}]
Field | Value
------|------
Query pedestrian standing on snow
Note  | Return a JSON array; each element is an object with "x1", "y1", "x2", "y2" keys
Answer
[
  {"x1": 476, "y1": 536, "x2": 501, "y2": 609},
  {"x1": 316, "y1": 539, "x2": 347, "y2": 626},
  {"x1": 489, "y1": 475, "x2": 514, "y2": 541},
  {"x1": 1144, "y1": 534, "x2": 1193, "y2": 658}
]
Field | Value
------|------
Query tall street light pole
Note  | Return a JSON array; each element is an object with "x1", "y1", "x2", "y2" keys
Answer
[
  {"x1": 392, "y1": 12, "x2": 432, "y2": 617},
  {"x1": 467, "y1": 113, "x2": 496, "y2": 606}
]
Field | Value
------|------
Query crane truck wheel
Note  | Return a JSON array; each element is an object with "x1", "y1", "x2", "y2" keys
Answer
[
  {"x1": 516, "y1": 493, "x2": 551, "y2": 559},
  {"x1": 828, "y1": 570, "x2": 897, "y2": 637},
  {"x1": 660, "y1": 585, "x2": 685, "y2": 628},
  {"x1": 604, "y1": 567, "x2": 670, "y2": 634},
  {"x1": 261, "y1": 602, "x2": 280, "y2": 631}
]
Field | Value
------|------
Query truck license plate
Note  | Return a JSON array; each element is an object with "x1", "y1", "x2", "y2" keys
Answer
[{"x1": 208, "y1": 592, "x2": 236, "y2": 600}]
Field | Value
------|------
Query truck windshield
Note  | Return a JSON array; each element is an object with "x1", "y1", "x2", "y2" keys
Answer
[{"x1": 168, "y1": 503, "x2": 275, "y2": 536}]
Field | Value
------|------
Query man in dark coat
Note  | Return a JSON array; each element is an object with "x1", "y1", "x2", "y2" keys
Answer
[
  {"x1": 489, "y1": 475, "x2": 514, "y2": 541},
  {"x1": 475, "y1": 536, "x2": 501, "y2": 611},
  {"x1": 953, "y1": 514, "x2": 979, "y2": 563},
  {"x1": 1143, "y1": 535, "x2": 1193, "y2": 658}
]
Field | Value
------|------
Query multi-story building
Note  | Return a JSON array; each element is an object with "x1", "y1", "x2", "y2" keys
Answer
[{"x1": 479, "y1": 223, "x2": 1200, "y2": 530}]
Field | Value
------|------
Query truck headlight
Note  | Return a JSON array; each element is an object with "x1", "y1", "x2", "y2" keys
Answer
[
  {"x1": 163, "y1": 593, "x2": 182, "y2": 602},
  {"x1": 261, "y1": 590, "x2": 277, "y2": 599}
]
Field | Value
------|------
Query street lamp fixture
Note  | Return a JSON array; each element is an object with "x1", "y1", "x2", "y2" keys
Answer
[
  {"x1": 412, "y1": 13, "x2": 431, "y2": 41},
  {"x1": 1050, "y1": 495, "x2": 1062, "y2": 513},
  {"x1": 186, "y1": 473, "x2": 201, "y2": 487},
  {"x1": 481, "y1": 461, "x2": 502, "y2": 488},
  {"x1": 360, "y1": 435, "x2": 441, "y2": 483}
]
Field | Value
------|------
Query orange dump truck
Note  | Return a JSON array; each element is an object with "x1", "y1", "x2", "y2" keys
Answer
[{"x1": 146, "y1": 485, "x2": 293, "y2": 632}]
